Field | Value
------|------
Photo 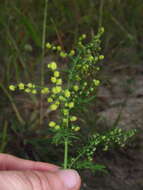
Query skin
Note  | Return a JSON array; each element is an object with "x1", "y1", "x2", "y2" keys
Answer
[{"x1": 0, "y1": 153, "x2": 81, "y2": 190}]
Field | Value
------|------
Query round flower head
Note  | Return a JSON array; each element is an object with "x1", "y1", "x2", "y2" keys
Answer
[
  {"x1": 68, "y1": 102, "x2": 74, "y2": 108},
  {"x1": 60, "y1": 51, "x2": 67, "y2": 58},
  {"x1": 50, "y1": 104, "x2": 58, "y2": 111},
  {"x1": 82, "y1": 34, "x2": 86, "y2": 39},
  {"x1": 48, "y1": 62, "x2": 57, "y2": 70},
  {"x1": 52, "y1": 46, "x2": 57, "y2": 50},
  {"x1": 63, "y1": 109, "x2": 69, "y2": 116},
  {"x1": 49, "y1": 121, "x2": 56, "y2": 127},
  {"x1": 93, "y1": 79, "x2": 100, "y2": 86},
  {"x1": 99, "y1": 55, "x2": 104, "y2": 60},
  {"x1": 88, "y1": 55, "x2": 94, "y2": 61},
  {"x1": 27, "y1": 83, "x2": 33, "y2": 88},
  {"x1": 46, "y1": 42, "x2": 52, "y2": 49},
  {"x1": 57, "y1": 46, "x2": 62, "y2": 51},
  {"x1": 70, "y1": 116, "x2": 77, "y2": 122},
  {"x1": 54, "y1": 71, "x2": 60, "y2": 78},
  {"x1": 9, "y1": 85, "x2": 16, "y2": 91},
  {"x1": 18, "y1": 83, "x2": 25, "y2": 90},
  {"x1": 64, "y1": 89, "x2": 71, "y2": 98},
  {"x1": 52, "y1": 86, "x2": 62, "y2": 94},
  {"x1": 31, "y1": 89, "x2": 37, "y2": 94},
  {"x1": 47, "y1": 97, "x2": 53, "y2": 103},
  {"x1": 90, "y1": 87, "x2": 94, "y2": 92},
  {"x1": 69, "y1": 50, "x2": 75, "y2": 56},
  {"x1": 63, "y1": 118, "x2": 68, "y2": 123},
  {"x1": 25, "y1": 88, "x2": 31, "y2": 93},
  {"x1": 51, "y1": 77, "x2": 57, "y2": 83},
  {"x1": 55, "y1": 125, "x2": 60, "y2": 130},
  {"x1": 73, "y1": 85, "x2": 79, "y2": 91},
  {"x1": 74, "y1": 126, "x2": 80, "y2": 131},
  {"x1": 55, "y1": 101, "x2": 60, "y2": 105},
  {"x1": 96, "y1": 67, "x2": 100, "y2": 71},
  {"x1": 71, "y1": 125, "x2": 80, "y2": 131},
  {"x1": 41, "y1": 88, "x2": 49, "y2": 94},
  {"x1": 59, "y1": 96, "x2": 66, "y2": 101},
  {"x1": 56, "y1": 78, "x2": 62, "y2": 85}
]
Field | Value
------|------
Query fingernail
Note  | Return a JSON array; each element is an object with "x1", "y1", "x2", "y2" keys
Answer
[{"x1": 58, "y1": 169, "x2": 79, "y2": 189}]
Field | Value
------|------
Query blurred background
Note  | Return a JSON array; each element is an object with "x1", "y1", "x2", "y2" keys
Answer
[{"x1": 0, "y1": 0, "x2": 143, "y2": 189}]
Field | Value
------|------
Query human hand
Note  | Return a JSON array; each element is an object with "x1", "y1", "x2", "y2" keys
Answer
[{"x1": 0, "y1": 153, "x2": 81, "y2": 190}]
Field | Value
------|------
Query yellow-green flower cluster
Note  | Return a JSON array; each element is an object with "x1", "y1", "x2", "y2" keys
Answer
[
  {"x1": 78, "y1": 34, "x2": 87, "y2": 41},
  {"x1": 56, "y1": 78, "x2": 62, "y2": 85},
  {"x1": 47, "y1": 62, "x2": 62, "y2": 85},
  {"x1": 68, "y1": 102, "x2": 74, "y2": 108},
  {"x1": 18, "y1": 83, "x2": 25, "y2": 90},
  {"x1": 46, "y1": 43, "x2": 62, "y2": 51},
  {"x1": 46, "y1": 42, "x2": 76, "y2": 58},
  {"x1": 70, "y1": 116, "x2": 77, "y2": 122},
  {"x1": 51, "y1": 77, "x2": 57, "y2": 83},
  {"x1": 64, "y1": 89, "x2": 71, "y2": 98},
  {"x1": 48, "y1": 88, "x2": 74, "y2": 112},
  {"x1": 60, "y1": 51, "x2": 67, "y2": 58},
  {"x1": 71, "y1": 125, "x2": 80, "y2": 132},
  {"x1": 73, "y1": 85, "x2": 79, "y2": 92},
  {"x1": 69, "y1": 50, "x2": 75, "y2": 56},
  {"x1": 47, "y1": 61, "x2": 63, "y2": 112},
  {"x1": 24, "y1": 83, "x2": 37, "y2": 94},
  {"x1": 49, "y1": 121, "x2": 60, "y2": 130},
  {"x1": 9, "y1": 85, "x2": 16, "y2": 91},
  {"x1": 62, "y1": 109, "x2": 69, "y2": 116},
  {"x1": 47, "y1": 62, "x2": 57, "y2": 70},
  {"x1": 9, "y1": 83, "x2": 38, "y2": 94},
  {"x1": 99, "y1": 55, "x2": 104, "y2": 60},
  {"x1": 27, "y1": 83, "x2": 35, "y2": 88},
  {"x1": 83, "y1": 79, "x2": 101, "y2": 95},
  {"x1": 64, "y1": 101, "x2": 74, "y2": 109},
  {"x1": 69, "y1": 28, "x2": 105, "y2": 101},
  {"x1": 93, "y1": 79, "x2": 100, "y2": 86},
  {"x1": 54, "y1": 71, "x2": 60, "y2": 78},
  {"x1": 46, "y1": 42, "x2": 68, "y2": 58},
  {"x1": 52, "y1": 86, "x2": 62, "y2": 94},
  {"x1": 46, "y1": 42, "x2": 52, "y2": 49},
  {"x1": 49, "y1": 104, "x2": 58, "y2": 111},
  {"x1": 41, "y1": 87, "x2": 49, "y2": 94},
  {"x1": 47, "y1": 97, "x2": 53, "y2": 103},
  {"x1": 47, "y1": 61, "x2": 77, "y2": 130}
]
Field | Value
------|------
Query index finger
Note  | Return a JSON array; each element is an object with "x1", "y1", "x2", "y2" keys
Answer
[{"x1": 0, "y1": 153, "x2": 59, "y2": 172}]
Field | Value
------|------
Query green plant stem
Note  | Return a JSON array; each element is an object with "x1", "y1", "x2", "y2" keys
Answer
[
  {"x1": 64, "y1": 109, "x2": 70, "y2": 169},
  {"x1": 0, "y1": 121, "x2": 8, "y2": 153},
  {"x1": 63, "y1": 54, "x2": 81, "y2": 169},
  {"x1": 40, "y1": 0, "x2": 48, "y2": 125},
  {"x1": 64, "y1": 137, "x2": 68, "y2": 169},
  {"x1": 99, "y1": 0, "x2": 104, "y2": 28},
  {"x1": 41, "y1": 0, "x2": 48, "y2": 86}
]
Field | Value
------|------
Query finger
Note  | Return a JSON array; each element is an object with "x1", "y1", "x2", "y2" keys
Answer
[
  {"x1": 0, "y1": 169, "x2": 81, "y2": 190},
  {"x1": 0, "y1": 153, "x2": 59, "y2": 171}
]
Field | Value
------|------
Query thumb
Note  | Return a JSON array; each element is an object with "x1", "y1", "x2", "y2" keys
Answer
[{"x1": 0, "y1": 169, "x2": 81, "y2": 190}]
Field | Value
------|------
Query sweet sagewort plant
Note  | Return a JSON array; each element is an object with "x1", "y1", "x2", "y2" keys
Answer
[{"x1": 9, "y1": 28, "x2": 136, "y2": 172}]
